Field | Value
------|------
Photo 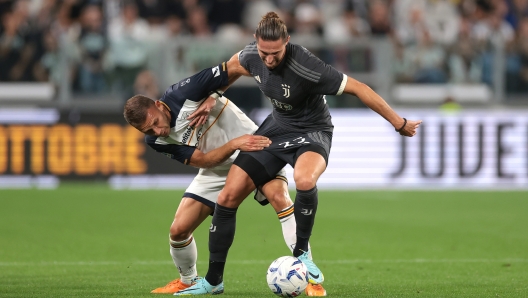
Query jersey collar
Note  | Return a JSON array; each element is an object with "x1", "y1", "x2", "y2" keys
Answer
[{"x1": 159, "y1": 100, "x2": 177, "y2": 128}]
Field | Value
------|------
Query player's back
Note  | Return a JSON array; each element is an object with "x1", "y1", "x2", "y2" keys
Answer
[{"x1": 147, "y1": 63, "x2": 258, "y2": 169}]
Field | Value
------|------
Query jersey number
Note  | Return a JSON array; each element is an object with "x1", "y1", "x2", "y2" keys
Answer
[{"x1": 279, "y1": 137, "x2": 310, "y2": 148}]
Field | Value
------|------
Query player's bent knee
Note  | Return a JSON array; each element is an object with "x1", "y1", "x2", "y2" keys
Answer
[
  {"x1": 170, "y1": 225, "x2": 193, "y2": 242},
  {"x1": 267, "y1": 192, "x2": 293, "y2": 211},
  {"x1": 217, "y1": 188, "x2": 244, "y2": 208},
  {"x1": 294, "y1": 176, "x2": 317, "y2": 191}
]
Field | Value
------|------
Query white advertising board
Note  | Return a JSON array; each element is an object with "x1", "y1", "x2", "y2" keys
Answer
[{"x1": 253, "y1": 109, "x2": 528, "y2": 189}]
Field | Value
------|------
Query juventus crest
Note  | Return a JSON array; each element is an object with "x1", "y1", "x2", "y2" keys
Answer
[{"x1": 281, "y1": 84, "x2": 290, "y2": 98}]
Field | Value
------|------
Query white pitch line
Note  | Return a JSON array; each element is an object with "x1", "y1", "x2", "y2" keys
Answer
[{"x1": 1, "y1": 259, "x2": 527, "y2": 267}]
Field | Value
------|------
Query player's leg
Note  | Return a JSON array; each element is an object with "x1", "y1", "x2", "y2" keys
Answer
[
  {"x1": 292, "y1": 143, "x2": 329, "y2": 286},
  {"x1": 292, "y1": 150, "x2": 327, "y2": 257},
  {"x1": 260, "y1": 174, "x2": 327, "y2": 296},
  {"x1": 151, "y1": 198, "x2": 212, "y2": 294},
  {"x1": 174, "y1": 165, "x2": 255, "y2": 296},
  {"x1": 205, "y1": 165, "x2": 255, "y2": 285},
  {"x1": 170, "y1": 198, "x2": 213, "y2": 280},
  {"x1": 155, "y1": 168, "x2": 224, "y2": 294},
  {"x1": 258, "y1": 174, "x2": 303, "y2": 254},
  {"x1": 175, "y1": 153, "x2": 285, "y2": 295}
]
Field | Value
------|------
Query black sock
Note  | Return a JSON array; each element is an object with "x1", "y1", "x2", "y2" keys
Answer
[
  {"x1": 205, "y1": 260, "x2": 225, "y2": 286},
  {"x1": 293, "y1": 186, "x2": 318, "y2": 257},
  {"x1": 205, "y1": 203, "x2": 238, "y2": 285}
]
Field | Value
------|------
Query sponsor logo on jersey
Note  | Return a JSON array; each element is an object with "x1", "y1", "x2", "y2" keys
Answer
[
  {"x1": 254, "y1": 75, "x2": 261, "y2": 83},
  {"x1": 281, "y1": 84, "x2": 290, "y2": 98},
  {"x1": 212, "y1": 66, "x2": 220, "y2": 78},
  {"x1": 178, "y1": 110, "x2": 192, "y2": 120},
  {"x1": 266, "y1": 96, "x2": 293, "y2": 111},
  {"x1": 181, "y1": 126, "x2": 193, "y2": 144}
]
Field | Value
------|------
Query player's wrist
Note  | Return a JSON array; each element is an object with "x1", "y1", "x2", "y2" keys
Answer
[
  {"x1": 395, "y1": 118, "x2": 407, "y2": 132},
  {"x1": 209, "y1": 90, "x2": 224, "y2": 100}
]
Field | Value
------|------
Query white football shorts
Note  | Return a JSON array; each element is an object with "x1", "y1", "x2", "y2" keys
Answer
[{"x1": 183, "y1": 167, "x2": 287, "y2": 209}]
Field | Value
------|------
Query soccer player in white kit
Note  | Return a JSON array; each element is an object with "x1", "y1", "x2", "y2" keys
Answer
[{"x1": 123, "y1": 62, "x2": 323, "y2": 295}]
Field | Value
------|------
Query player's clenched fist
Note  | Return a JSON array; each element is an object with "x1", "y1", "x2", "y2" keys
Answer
[
  {"x1": 397, "y1": 119, "x2": 422, "y2": 137},
  {"x1": 232, "y1": 134, "x2": 271, "y2": 151}
]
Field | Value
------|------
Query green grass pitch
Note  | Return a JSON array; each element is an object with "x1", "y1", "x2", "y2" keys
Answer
[{"x1": 1, "y1": 184, "x2": 527, "y2": 297}]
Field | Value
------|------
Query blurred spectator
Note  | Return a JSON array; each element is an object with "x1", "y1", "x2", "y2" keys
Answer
[
  {"x1": 0, "y1": 6, "x2": 36, "y2": 82},
  {"x1": 448, "y1": 17, "x2": 483, "y2": 83},
  {"x1": 472, "y1": 2, "x2": 515, "y2": 85},
  {"x1": 134, "y1": 69, "x2": 160, "y2": 99},
  {"x1": 344, "y1": 0, "x2": 369, "y2": 20},
  {"x1": 394, "y1": 2, "x2": 429, "y2": 45},
  {"x1": 368, "y1": 0, "x2": 392, "y2": 36},
  {"x1": 33, "y1": 29, "x2": 62, "y2": 84},
  {"x1": 186, "y1": 6, "x2": 212, "y2": 37},
  {"x1": 472, "y1": 3, "x2": 515, "y2": 45},
  {"x1": 75, "y1": 4, "x2": 107, "y2": 93},
  {"x1": 395, "y1": 29, "x2": 447, "y2": 83},
  {"x1": 394, "y1": 0, "x2": 459, "y2": 46},
  {"x1": 517, "y1": 17, "x2": 528, "y2": 92},
  {"x1": 292, "y1": 0, "x2": 323, "y2": 36},
  {"x1": 135, "y1": 0, "x2": 169, "y2": 25},
  {"x1": 207, "y1": 0, "x2": 245, "y2": 32},
  {"x1": 440, "y1": 96, "x2": 462, "y2": 114},
  {"x1": 505, "y1": 0, "x2": 528, "y2": 29},
  {"x1": 506, "y1": 16, "x2": 528, "y2": 92},
  {"x1": 324, "y1": 4, "x2": 370, "y2": 44},
  {"x1": 107, "y1": 0, "x2": 150, "y2": 99},
  {"x1": 323, "y1": 2, "x2": 371, "y2": 72},
  {"x1": 185, "y1": 6, "x2": 224, "y2": 71},
  {"x1": 242, "y1": 0, "x2": 279, "y2": 33}
]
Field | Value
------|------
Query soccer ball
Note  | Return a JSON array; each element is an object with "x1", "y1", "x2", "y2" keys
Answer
[{"x1": 266, "y1": 256, "x2": 309, "y2": 297}]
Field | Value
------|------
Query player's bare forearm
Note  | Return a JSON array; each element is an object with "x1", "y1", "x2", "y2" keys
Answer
[
  {"x1": 187, "y1": 134, "x2": 271, "y2": 168},
  {"x1": 343, "y1": 76, "x2": 422, "y2": 136},
  {"x1": 220, "y1": 52, "x2": 251, "y2": 91},
  {"x1": 187, "y1": 143, "x2": 238, "y2": 168}
]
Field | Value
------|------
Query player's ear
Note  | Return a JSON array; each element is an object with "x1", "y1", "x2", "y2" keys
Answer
[
  {"x1": 154, "y1": 100, "x2": 164, "y2": 111},
  {"x1": 284, "y1": 35, "x2": 290, "y2": 45}
]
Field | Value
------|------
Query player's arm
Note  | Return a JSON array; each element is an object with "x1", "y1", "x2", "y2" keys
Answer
[
  {"x1": 187, "y1": 134, "x2": 271, "y2": 168},
  {"x1": 188, "y1": 52, "x2": 251, "y2": 127},
  {"x1": 342, "y1": 76, "x2": 422, "y2": 137},
  {"x1": 147, "y1": 134, "x2": 271, "y2": 168}
]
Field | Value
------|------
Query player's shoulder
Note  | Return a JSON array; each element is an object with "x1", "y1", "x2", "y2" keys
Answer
[
  {"x1": 288, "y1": 43, "x2": 319, "y2": 65},
  {"x1": 239, "y1": 41, "x2": 259, "y2": 60},
  {"x1": 242, "y1": 41, "x2": 258, "y2": 53}
]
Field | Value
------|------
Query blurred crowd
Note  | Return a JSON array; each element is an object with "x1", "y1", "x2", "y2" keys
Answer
[{"x1": 0, "y1": 0, "x2": 527, "y2": 99}]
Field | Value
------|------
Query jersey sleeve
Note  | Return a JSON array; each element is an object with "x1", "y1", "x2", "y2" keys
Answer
[
  {"x1": 238, "y1": 42, "x2": 257, "y2": 73},
  {"x1": 300, "y1": 47, "x2": 347, "y2": 96},
  {"x1": 175, "y1": 62, "x2": 229, "y2": 102},
  {"x1": 145, "y1": 135, "x2": 196, "y2": 165}
]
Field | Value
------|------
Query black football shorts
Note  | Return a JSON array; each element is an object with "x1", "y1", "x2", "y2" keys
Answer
[{"x1": 234, "y1": 115, "x2": 332, "y2": 187}]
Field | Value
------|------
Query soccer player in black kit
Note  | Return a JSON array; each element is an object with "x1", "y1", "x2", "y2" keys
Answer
[{"x1": 175, "y1": 12, "x2": 422, "y2": 296}]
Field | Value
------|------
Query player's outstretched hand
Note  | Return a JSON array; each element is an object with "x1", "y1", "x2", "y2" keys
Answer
[
  {"x1": 233, "y1": 134, "x2": 272, "y2": 151},
  {"x1": 188, "y1": 96, "x2": 216, "y2": 127},
  {"x1": 398, "y1": 119, "x2": 422, "y2": 137}
]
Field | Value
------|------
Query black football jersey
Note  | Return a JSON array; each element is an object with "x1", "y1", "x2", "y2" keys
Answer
[{"x1": 239, "y1": 42, "x2": 347, "y2": 132}]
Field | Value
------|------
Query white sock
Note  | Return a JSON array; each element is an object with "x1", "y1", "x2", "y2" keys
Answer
[
  {"x1": 169, "y1": 236, "x2": 198, "y2": 284},
  {"x1": 278, "y1": 205, "x2": 312, "y2": 260}
]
